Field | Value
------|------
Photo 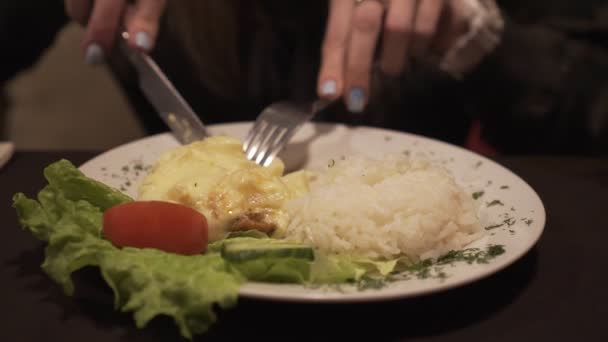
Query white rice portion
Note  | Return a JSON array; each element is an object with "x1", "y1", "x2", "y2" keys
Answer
[{"x1": 279, "y1": 155, "x2": 484, "y2": 260}]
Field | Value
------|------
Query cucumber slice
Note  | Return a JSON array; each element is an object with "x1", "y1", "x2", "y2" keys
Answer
[{"x1": 222, "y1": 240, "x2": 314, "y2": 262}]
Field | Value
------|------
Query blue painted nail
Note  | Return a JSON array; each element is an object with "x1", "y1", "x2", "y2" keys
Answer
[
  {"x1": 135, "y1": 31, "x2": 151, "y2": 51},
  {"x1": 84, "y1": 43, "x2": 104, "y2": 65},
  {"x1": 347, "y1": 87, "x2": 366, "y2": 113},
  {"x1": 320, "y1": 80, "x2": 337, "y2": 96}
]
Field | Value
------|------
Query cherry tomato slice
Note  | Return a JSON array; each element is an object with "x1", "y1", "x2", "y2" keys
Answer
[{"x1": 103, "y1": 201, "x2": 208, "y2": 255}]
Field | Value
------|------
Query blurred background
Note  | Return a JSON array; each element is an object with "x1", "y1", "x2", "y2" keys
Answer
[
  {"x1": 2, "y1": 1, "x2": 607, "y2": 155},
  {"x1": 1, "y1": 23, "x2": 145, "y2": 151}
]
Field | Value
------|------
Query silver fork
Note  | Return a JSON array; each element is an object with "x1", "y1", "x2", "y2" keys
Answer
[{"x1": 243, "y1": 99, "x2": 335, "y2": 167}]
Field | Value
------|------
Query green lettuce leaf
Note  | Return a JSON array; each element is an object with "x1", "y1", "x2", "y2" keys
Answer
[
  {"x1": 43, "y1": 159, "x2": 132, "y2": 211},
  {"x1": 99, "y1": 249, "x2": 243, "y2": 338},
  {"x1": 311, "y1": 254, "x2": 401, "y2": 284},
  {"x1": 351, "y1": 257, "x2": 399, "y2": 276},
  {"x1": 12, "y1": 160, "x2": 244, "y2": 339},
  {"x1": 311, "y1": 253, "x2": 367, "y2": 284},
  {"x1": 227, "y1": 257, "x2": 311, "y2": 283}
]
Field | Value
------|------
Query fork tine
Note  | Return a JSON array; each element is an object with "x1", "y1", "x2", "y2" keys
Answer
[
  {"x1": 245, "y1": 121, "x2": 276, "y2": 161},
  {"x1": 245, "y1": 99, "x2": 334, "y2": 166},
  {"x1": 243, "y1": 119, "x2": 264, "y2": 152},
  {"x1": 252, "y1": 125, "x2": 280, "y2": 163},
  {"x1": 255, "y1": 127, "x2": 287, "y2": 166},
  {"x1": 244, "y1": 121, "x2": 268, "y2": 160},
  {"x1": 259, "y1": 126, "x2": 298, "y2": 167}
]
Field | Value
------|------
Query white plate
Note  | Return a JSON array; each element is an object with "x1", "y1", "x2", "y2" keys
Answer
[{"x1": 80, "y1": 122, "x2": 545, "y2": 303}]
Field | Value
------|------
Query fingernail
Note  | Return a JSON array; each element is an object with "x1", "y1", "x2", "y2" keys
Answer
[
  {"x1": 320, "y1": 80, "x2": 337, "y2": 96},
  {"x1": 84, "y1": 43, "x2": 104, "y2": 65},
  {"x1": 135, "y1": 31, "x2": 151, "y2": 51},
  {"x1": 347, "y1": 87, "x2": 366, "y2": 113}
]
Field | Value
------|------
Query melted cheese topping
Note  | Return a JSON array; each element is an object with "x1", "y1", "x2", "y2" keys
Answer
[{"x1": 138, "y1": 136, "x2": 310, "y2": 241}]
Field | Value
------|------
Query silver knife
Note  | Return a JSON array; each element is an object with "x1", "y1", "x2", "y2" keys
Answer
[{"x1": 119, "y1": 32, "x2": 209, "y2": 144}]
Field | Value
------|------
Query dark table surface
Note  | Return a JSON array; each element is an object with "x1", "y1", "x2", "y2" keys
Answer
[{"x1": 1, "y1": 151, "x2": 607, "y2": 342}]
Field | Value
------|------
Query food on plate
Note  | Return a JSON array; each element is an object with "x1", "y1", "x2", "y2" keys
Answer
[
  {"x1": 103, "y1": 200, "x2": 209, "y2": 255},
  {"x1": 138, "y1": 136, "x2": 482, "y2": 261},
  {"x1": 138, "y1": 136, "x2": 311, "y2": 241},
  {"x1": 278, "y1": 155, "x2": 483, "y2": 260},
  {"x1": 12, "y1": 136, "x2": 504, "y2": 339},
  {"x1": 215, "y1": 236, "x2": 315, "y2": 283}
]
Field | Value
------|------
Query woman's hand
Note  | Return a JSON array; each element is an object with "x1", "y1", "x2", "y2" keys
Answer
[
  {"x1": 65, "y1": 0, "x2": 167, "y2": 64},
  {"x1": 317, "y1": 0, "x2": 472, "y2": 112}
]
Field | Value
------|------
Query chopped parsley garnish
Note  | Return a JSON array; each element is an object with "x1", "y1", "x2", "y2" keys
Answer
[
  {"x1": 484, "y1": 223, "x2": 504, "y2": 230},
  {"x1": 503, "y1": 217, "x2": 516, "y2": 227},
  {"x1": 314, "y1": 245, "x2": 507, "y2": 291},
  {"x1": 436, "y1": 269, "x2": 448, "y2": 280},
  {"x1": 486, "y1": 200, "x2": 504, "y2": 207},
  {"x1": 328, "y1": 159, "x2": 336, "y2": 168},
  {"x1": 357, "y1": 276, "x2": 387, "y2": 290},
  {"x1": 408, "y1": 259, "x2": 434, "y2": 279},
  {"x1": 500, "y1": 185, "x2": 510, "y2": 189},
  {"x1": 436, "y1": 245, "x2": 505, "y2": 265},
  {"x1": 401, "y1": 245, "x2": 506, "y2": 281},
  {"x1": 472, "y1": 191, "x2": 485, "y2": 200},
  {"x1": 487, "y1": 245, "x2": 506, "y2": 257}
]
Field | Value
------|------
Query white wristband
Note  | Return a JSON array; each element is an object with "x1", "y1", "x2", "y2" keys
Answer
[{"x1": 439, "y1": 0, "x2": 505, "y2": 79}]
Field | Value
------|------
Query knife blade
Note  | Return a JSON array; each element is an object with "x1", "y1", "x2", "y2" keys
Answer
[{"x1": 119, "y1": 33, "x2": 209, "y2": 144}]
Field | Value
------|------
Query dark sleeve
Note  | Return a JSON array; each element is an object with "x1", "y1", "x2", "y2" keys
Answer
[
  {"x1": 0, "y1": 0, "x2": 68, "y2": 83},
  {"x1": 462, "y1": 17, "x2": 608, "y2": 155}
]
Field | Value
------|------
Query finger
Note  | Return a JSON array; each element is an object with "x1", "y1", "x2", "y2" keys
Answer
[
  {"x1": 124, "y1": 0, "x2": 167, "y2": 52},
  {"x1": 380, "y1": 0, "x2": 417, "y2": 75},
  {"x1": 83, "y1": 0, "x2": 126, "y2": 64},
  {"x1": 317, "y1": 0, "x2": 355, "y2": 99},
  {"x1": 410, "y1": 0, "x2": 444, "y2": 58},
  {"x1": 432, "y1": 0, "x2": 470, "y2": 53},
  {"x1": 345, "y1": 0, "x2": 384, "y2": 113},
  {"x1": 64, "y1": 0, "x2": 94, "y2": 26}
]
